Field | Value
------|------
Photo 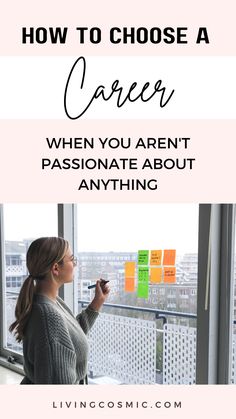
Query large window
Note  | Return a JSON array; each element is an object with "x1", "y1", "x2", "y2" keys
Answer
[
  {"x1": 0, "y1": 203, "x2": 235, "y2": 385},
  {"x1": 76, "y1": 204, "x2": 198, "y2": 384},
  {"x1": 2, "y1": 204, "x2": 58, "y2": 355}
]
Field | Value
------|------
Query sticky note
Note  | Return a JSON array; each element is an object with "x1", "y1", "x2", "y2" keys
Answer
[
  {"x1": 138, "y1": 266, "x2": 149, "y2": 282},
  {"x1": 150, "y1": 250, "x2": 162, "y2": 265},
  {"x1": 137, "y1": 267, "x2": 149, "y2": 298},
  {"x1": 163, "y1": 267, "x2": 176, "y2": 284},
  {"x1": 137, "y1": 282, "x2": 149, "y2": 298},
  {"x1": 125, "y1": 277, "x2": 135, "y2": 292},
  {"x1": 125, "y1": 261, "x2": 135, "y2": 278},
  {"x1": 150, "y1": 267, "x2": 162, "y2": 284},
  {"x1": 138, "y1": 250, "x2": 149, "y2": 265},
  {"x1": 163, "y1": 249, "x2": 176, "y2": 266},
  {"x1": 124, "y1": 261, "x2": 136, "y2": 292}
]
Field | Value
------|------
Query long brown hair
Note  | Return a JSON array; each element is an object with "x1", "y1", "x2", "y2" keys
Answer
[{"x1": 9, "y1": 236, "x2": 69, "y2": 342}]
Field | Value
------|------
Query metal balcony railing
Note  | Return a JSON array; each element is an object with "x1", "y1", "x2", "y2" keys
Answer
[
  {"x1": 4, "y1": 293, "x2": 236, "y2": 385},
  {"x1": 79, "y1": 300, "x2": 197, "y2": 323},
  {"x1": 79, "y1": 300, "x2": 197, "y2": 384},
  {"x1": 79, "y1": 300, "x2": 236, "y2": 385}
]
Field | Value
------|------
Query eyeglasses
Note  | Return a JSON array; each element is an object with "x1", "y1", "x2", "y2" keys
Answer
[
  {"x1": 69, "y1": 255, "x2": 78, "y2": 267},
  {"x1": 72, "y1": 256, "x2": 77, "y2": 267},
  {"x1": 59, "y1": 255, "x2": 78, "y2": 267}
]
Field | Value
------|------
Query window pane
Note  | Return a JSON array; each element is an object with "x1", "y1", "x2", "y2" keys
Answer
[
  {"x1": 76, "y1": 204, "x2": 198, "y2": 384},
  {"x1": 3, "y1": 204, "x2": 58, "y2": 354}
]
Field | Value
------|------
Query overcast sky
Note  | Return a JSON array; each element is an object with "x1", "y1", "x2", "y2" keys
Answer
[{"x1": 3, "y1": 203, "x2": 199, "y2": 256}]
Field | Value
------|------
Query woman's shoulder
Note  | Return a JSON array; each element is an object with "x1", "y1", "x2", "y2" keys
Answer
[
  {"x1": 34, "y1": 293, "x2": 57, "y2": 306},
  {"x1": 32, "y1": 294, "x2": 65, "y2": 326}
]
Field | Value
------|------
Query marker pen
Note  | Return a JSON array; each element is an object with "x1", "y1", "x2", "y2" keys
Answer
[{"x1": 88, "y1": 279, "x2": 109, "y2": 289}]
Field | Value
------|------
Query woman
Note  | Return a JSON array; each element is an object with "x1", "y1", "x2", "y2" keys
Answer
[{"x1": 9, "y1": 236, "x2": 110, "y2": 384}]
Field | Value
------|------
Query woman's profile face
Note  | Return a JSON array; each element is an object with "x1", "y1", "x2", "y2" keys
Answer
[{"x1": 57, "y1": 247, "x2": 77, "y2": 284}]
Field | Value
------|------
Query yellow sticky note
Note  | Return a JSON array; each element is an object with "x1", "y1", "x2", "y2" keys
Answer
[
  {"x1": 163, "y1": 267, "x2": 176, "y2": 284},
  {"x1": 125, "y1": 261, "x2": 135, "y2": 277},
  {"x1": 150, "y1": 267, "x2": 162, "y2": 284},
  {"x1": 150, "y1": 250, "x2": 162, "y2": 265},
  {"x1": 163, "y1": 249, "x2": 176, "y2": 266}
]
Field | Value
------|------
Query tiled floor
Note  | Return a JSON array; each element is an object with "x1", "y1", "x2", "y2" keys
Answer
[{"x1": 0, "y1": 366, "x2": 23, "y2": 384}]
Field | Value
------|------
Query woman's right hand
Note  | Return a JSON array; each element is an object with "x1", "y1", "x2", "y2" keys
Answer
[{"x1": 89, "y1": 279, "x2": 110, "y2": 311}]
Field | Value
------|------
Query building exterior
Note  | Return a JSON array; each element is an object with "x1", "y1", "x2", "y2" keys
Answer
[{"x1": 5, "y1": 241, "x2": 27, "y2": 291}]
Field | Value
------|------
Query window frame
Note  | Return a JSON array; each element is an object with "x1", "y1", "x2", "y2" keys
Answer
[{"x1": 196, "y1": 204, "x2": 235, "y2": 384}]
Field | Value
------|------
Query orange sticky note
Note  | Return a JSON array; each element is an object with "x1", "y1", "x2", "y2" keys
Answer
[
  {"x1": 124, "y1": 261, "x2": 135, "y2": 292},
  {"x1": 163, "y1": 249, "x2": 176, "y2": 266},
  {"x1": 150, "y1": 267, "x2": 162, "y2": 284},
  {"x1": 125, "y1": 277, "x2": 135, "y2": 292},
  {"x1": 163, "y1": 267, "x2": 176, "y2": 284},
  {"x1": 125, "y1": 261, "x2": 135, "y2": 277},
  {"x1": 150, "y1": 250, "x2": 162, "y2": 265}
]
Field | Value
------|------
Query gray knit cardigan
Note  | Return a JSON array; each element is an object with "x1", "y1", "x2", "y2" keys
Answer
[{"x1": 21, "y1": 294, "x2": 99, "y2": 384}]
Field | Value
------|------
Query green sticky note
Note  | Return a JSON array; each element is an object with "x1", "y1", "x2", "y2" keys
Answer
[
  {"x1": 137, "y1": 282, "x2": 149, "y2": 298},
  {"x1": 137, "y1": 267, "x2": 149, "y2": 298},
  {"x1": 138, "y1": 266, "x2": 149, "y2": 282},
  {"x1": 138, "y1": 250, "x2": 149, "y2": 265}
]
